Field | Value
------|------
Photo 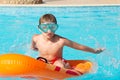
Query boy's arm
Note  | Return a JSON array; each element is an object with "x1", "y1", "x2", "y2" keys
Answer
[
  {"x1": 31, "y1": 36, "x2": 38, "y2": 51},
  {"x1": 64, "y1": 38, "x2": 104, "y2": 54}
]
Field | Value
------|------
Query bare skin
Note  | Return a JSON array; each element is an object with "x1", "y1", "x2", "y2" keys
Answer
[{"x1": 31, "y1": 29, "x2": 103, "y2": 68}]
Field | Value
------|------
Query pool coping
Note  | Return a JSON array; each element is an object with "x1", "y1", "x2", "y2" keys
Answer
[{"x1": 0, "y1": 4, "x2": 120, "y2": 7}]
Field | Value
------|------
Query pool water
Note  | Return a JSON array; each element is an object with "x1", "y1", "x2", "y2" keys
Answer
[{"x1": 0, "y1": 6, "x2": 120, "y2": 80}]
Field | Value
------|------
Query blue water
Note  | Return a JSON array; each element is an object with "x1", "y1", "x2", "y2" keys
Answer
[{"x1": 0, "y1": 6, "x2": 120, "y2": 80}]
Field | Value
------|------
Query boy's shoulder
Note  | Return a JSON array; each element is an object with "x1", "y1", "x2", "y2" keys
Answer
[
  {"x1": 55, "y1": 34, "x2": 63, "y2": 38},
  {"x1": 55, "y1": 34, "x2": 67, "y2": 40},
  {"x1": 33, "y1": 34, "x2": 41, "y2": 37},
  {"x1": 32, "y1": 34, "x2": 41, "y2": 39},
  {"x1": 32, "y1": 34, "x2": 41, "y2": 41}
]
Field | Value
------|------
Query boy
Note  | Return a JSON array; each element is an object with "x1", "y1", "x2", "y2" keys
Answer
[{"x1": 31, "y1": 14, "x2": 104, "y2": 69}]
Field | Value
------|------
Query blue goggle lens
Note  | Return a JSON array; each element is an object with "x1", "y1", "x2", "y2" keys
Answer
[{"x1": 38, "y1": 23, "x2": 58, "y2": 33}]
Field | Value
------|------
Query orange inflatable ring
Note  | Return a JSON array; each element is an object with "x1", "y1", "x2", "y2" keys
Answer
[{"x1": 0, "y1": 53, "x2": 92, "y2": 79}]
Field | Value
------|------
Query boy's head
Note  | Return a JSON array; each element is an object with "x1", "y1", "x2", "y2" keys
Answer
[
  {"x1": 39, "y1": 14, "x2": 57, "y2": 24},
  {"x1": 38, "y1": 14, "x2": 58, "y2": 33}
]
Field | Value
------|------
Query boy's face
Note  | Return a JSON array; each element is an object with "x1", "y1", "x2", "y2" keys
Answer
[{"x1": 38, "y1": 22, "x2": 58, "y2": 39}]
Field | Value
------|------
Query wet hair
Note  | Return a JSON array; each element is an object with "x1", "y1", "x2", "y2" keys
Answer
[{"x1": 39, "y1": 14, "x2": 57, "y2": 24}]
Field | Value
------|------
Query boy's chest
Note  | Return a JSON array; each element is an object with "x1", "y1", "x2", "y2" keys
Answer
[{"x1": 36, "y1": 41, "x2": 63, "y2": 52}]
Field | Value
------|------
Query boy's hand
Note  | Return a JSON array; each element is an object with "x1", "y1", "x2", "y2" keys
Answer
[{"x1": 95, "y1": 48, "x2": 105, "y2": 54}]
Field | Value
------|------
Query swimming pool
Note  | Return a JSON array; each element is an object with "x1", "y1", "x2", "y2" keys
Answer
[{"x1": 0, "y1": 6, "x2": 120, "y2": 80}]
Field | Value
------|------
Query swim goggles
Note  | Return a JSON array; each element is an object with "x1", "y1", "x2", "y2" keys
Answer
[{"x1": 38, "y1": 23, "x2": 58, "y2": 33}]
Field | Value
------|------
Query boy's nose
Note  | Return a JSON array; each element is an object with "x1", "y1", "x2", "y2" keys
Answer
[{"x1": 47, "y1": 29, "x2": 52, "y2": 33}]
